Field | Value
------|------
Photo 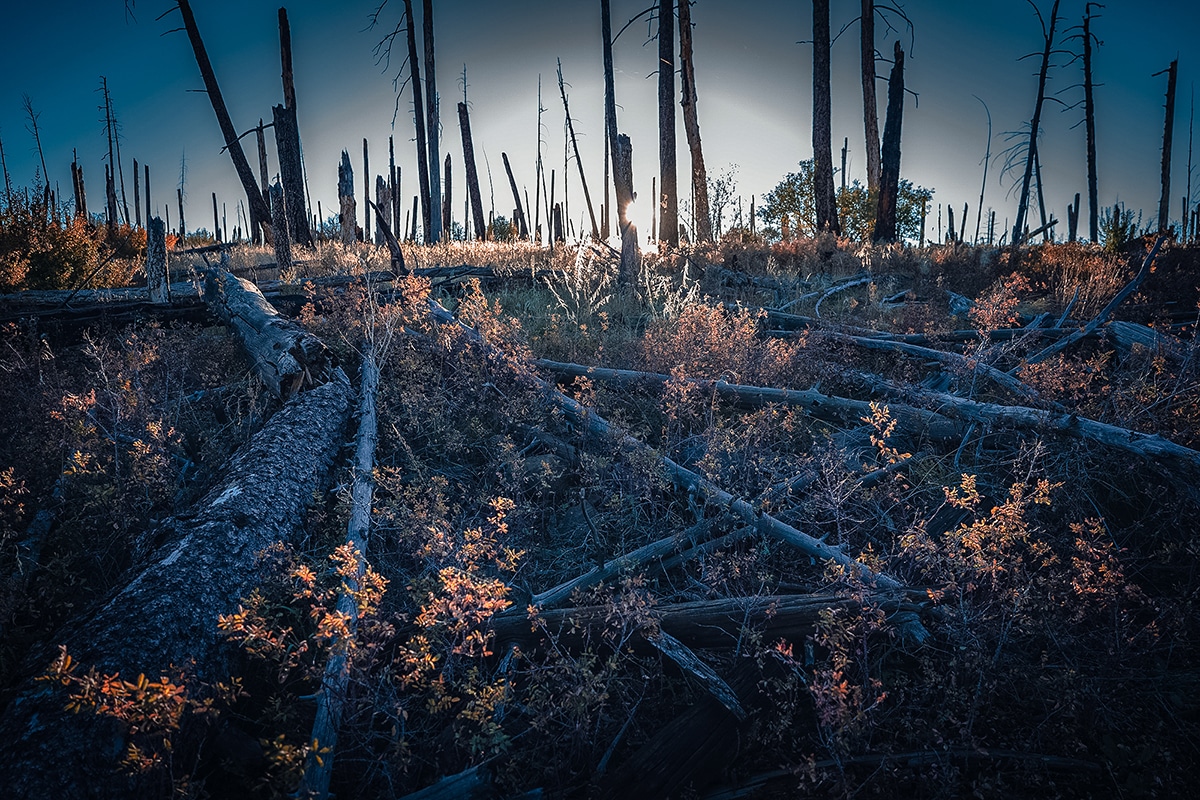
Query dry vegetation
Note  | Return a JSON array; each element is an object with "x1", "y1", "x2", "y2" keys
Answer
[{"x1": 3, "y1": 227, "x2": 1200, "y2": 799}]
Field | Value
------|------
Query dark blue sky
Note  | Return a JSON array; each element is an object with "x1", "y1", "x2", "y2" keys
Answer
[{"x1": 1, "y1": 1, "x2": 1197, "y2": 241}]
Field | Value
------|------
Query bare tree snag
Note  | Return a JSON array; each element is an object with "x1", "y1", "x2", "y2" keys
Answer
[
  {"x1": 812, "y1": 0, "x2": 840, "y2": 235},
  {"x1": 369, "y1": 199, "x2": 409, "y2": 276},
  {"x1": 423, "y1": 0, "x2": 442, "y2": 243},
  {"x1": 402, "y1": 0, "x2": 432, "y2": 242},
  {"x1": 657, "y1": 0, "x2": 679, "y2": 246},
  {"x1": 1083, "y1": 4, "x2": 1100, "y2": 242},
  {"x1": 872, "y1": 41, "x2": 905, "y2": 242},
  {"x1": 298, "y1": 344, "x2": 380, "y2": 800},
  {"x1": 175, "y1": 0, "x2": 272, "y2": 233},
  {"x1": 269, "y1": 181, "x2": 293, "y2": 277},
  {"x1": 442, "y1": 153, "x2": 452, "y2": 237},
  {"x1": 143, "y1": 162, "x2": 150, "y2": 229},
  {"x1": 273, "y1": 104, "x2": 311, "y2": 247},
  {"x1": 204, "y1": 268, "x2": 336, "y2": 399},
  {"x1": 146, "y1": 216, "x2": 168, "y2": 304},
  {"x1": 362, "y1": 139, "x2": 371, "y2": 243},
  {"x1": 1157, "y1": 58, "x2": 1178, "y2": 233},
  {"x1": 0, "y1": 370, "x2": 353, "y2": 799},
  {"x1": 861, "y1": 0, "x2": 881, "y2": 194},
  {"x1": 678, "y1": 0, "x2": 711, "y2": 242},
  {"x1": 1012, "y1": 0, "x2": 1061, "y2": 245},
  {"x1": 974, "y1": 96, "x2": 992, "y2": 243},
  {"x1": 615, "y1": 134, "x2": 640, "y2": 286},
  {"x1": 457, "y1": 102, "x2": 487, "y2": 241},
  {"x1": 502, "y1": 152, "x2": 529, "y2": 239},
  {"x1": 556, "y1": 59, "x2": 600, "y2": 239},
  {"x1": 338, "y1": 150, "x2": 356, "y2": 245},
  {"x1": 132, "y1": 158, "x2": 141, "y2": 227}
]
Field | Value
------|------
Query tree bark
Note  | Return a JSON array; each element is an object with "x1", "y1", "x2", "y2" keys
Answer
[
  {"x1": 0, "y1": 370, "x2": 352, "y2": 799},
  {"x1": 457, "y1": 102, "x2": 487, "y2": 242},
  {"x1": 658, "y1": 0, "x2": 679, "y2": 246},
  {"x1": 1083, "y1": 5, "x2": 1099, "y2": 242},
  {"x1": 273, "y1": 104, "x2": 311, "y2": 247},
  {"x1": 423, "y1": 0, "x2": 442, "y2": 243},
  {"x1": 614, "y1": 133, "x2": 641, "y2": 287},
  {"x1": 678, "y1": 0, "x2": 711, "y2": 243},
  {"x1": 501, "y1": 153, "x2": 529, "y2": 239},
  {"x1": 812, "y1": 0, "x2": 840, "y2": 234},
  {"x1": 203, "y1": 268, "x2": 336, "y2": 400},
  {"x1": 269, "y1": 181, "x2": 292, "y2": 276},
  {"x1": 1012, "y1": 0, "x2": 1060, "y2": 245},
  {"x1": 175, "y1": 0, "x2": 272, "y2": 234},
  {"x1": 861, "y1": 0, "x2": 881, "y2": 194},
  {"x1": 1157, "y1": 58, "x2": 1178, "y2": 233},
  {"x1": 146, "y1": 217, "x2": 168, "y2": 304},
  {"x1": 872, "y1": 41, "x2": 905, "y2": 243},
  {"x1": 402, "y1": 0, "x2": 432, "y2": 242}
]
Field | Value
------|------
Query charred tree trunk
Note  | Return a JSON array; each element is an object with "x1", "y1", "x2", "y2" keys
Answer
[
  {"x1": 657, "y1": 0, "x2": 679, "y2": 246},
  {"x1": 1083, "y1": 5, "x2": 1100, "y2": 242},
  {"x1": 338, "y1": 150, "x2": 357, "y2": 245},
  {"x1": 872, "y1": 41, "x2": 905, "y2": 243},
  {"x1": 861, "y1": 0, "x2": 881, "y2": 194},
  {"x1": 556, "y1": 59, "x2": 600, "y2": 239},
  {"x1": 175, "y1": 0, "x2": 272, "y2": 233},
  {"x1": 442, "y1": 153, "x2": 452, "y2": 237},
  {"x1": 812, "y1": 0, "x2": 840, "y2": 234},
  {"x1": 1157, "y1": 58, "x2": 1178, "y2": 233},
  {"x1": 132, "y1": 158, "x2": 141, "y2": 228},
  {"x1": 402, "y1": 0, "x2": 432, "y2": 242},
  {"x1": 362, "y1": 139, "x2": 371, "y2": 243},
  {"x1": 1068, "y1": 191, "x2": 1080, "y2": 242},
  {"x1": 275, "y1": 9, "x2": 310, "y2": 246},
  {"x1": 176, "y1": 186, "x2": 186, "y2": 241},
  {"x1": 142, "y1": 163, "x2": 149, "y2": 231},
  {"x1": 146, "y1": 216, "x2": 168, "y2": 304},
  {"x1": 423, "y1": 0, "x2": 442, "y2": 243},
  {"x1": 678, "y1": 0, "x2": 711, "y2": 243},
  {"x1": 1013, "y1": 0, "x2": 1060, "y2": 245},
  {"x1": 375, "y1": 175, "x2": 390, "y2": 246},
  {"x1": 457, "y1": 103, "x2": 487, "y2": 242},
  {"x1": 501, "y1": 153, "x2": 529, "y2": 239},
  {"x1": 615, "y1": 133, "x2": 641, "y2": 287},
  {"x1": 269, "y1": 181, "x2": 293, "y2": 280}
]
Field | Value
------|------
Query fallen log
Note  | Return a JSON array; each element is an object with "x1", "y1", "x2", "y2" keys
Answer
[
  {"x1": 534, "y1": 358, "x2": 960, "y2": 444},
  {"x1": 0, "y1": 372, "x2": 354, "y2": 799},
  {"x1": 203, "y1": 270, "x2": 335, "y2": 399}
]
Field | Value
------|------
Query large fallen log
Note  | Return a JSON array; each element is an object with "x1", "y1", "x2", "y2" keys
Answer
[
  {"x1": 203, "y1": 270, "x2": 335, "y2": 399},
  {"x1": 0, "y1": 372, "x2": 354, "y2": 799}
]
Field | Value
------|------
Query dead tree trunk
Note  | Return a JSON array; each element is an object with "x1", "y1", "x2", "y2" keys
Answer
[
  {"x1": 678, "y1": 0, "x2": 711, "y2": 243},
  {"x1": 1068, "y1": 191, "x2": 1080, "y2": 241},
  {"x1": 873, "y1": 41, "x2": 906, "y2": 243},
  {"x1": 615, "y1": 133, "x2": 641, "y2": 287},
  {"x1": 338, "y1": 150, "x2": 357, "y2": 245},
  {"x1": 1157, "y1": 58, "x2": 1178, "y2": 233},
  {"x1": 861, "y1": 0, "x2": 881, "y2": 195},
  {"x1": 812, "y1": 0, "x2": 840, "y2": 234},
  {"x1": 1012, "y1": 0, "x2": 1061, "y2": 245},
  {"x1": 143, "y1": 163, "x2": 149, "y2": 230},
  {"x1": 269, "y1": 181, "x2": 292, "y2": 276},
  {"x1": 275, "y1": 8, "x2": 311, "y2": 247},
  {"x1": 175, "y1": 0, "x2": 272, "y2": 234},
  {"x1": 1083, "y1": 4, "x2": 1100, "y2": 242},
  {"x1": 362, "y1": 139, "x2": 371, "y2": 243},
  {"x1": 657, "y1": 0, "x2": 679, "y2": 246},
  {"x1": 457, "y1": 102, "x2": 487, "y2": 241},
  {"x1": 146, "y1": 217, "x2": 168, "y2": 304},
  {"x1": 442, "y1": 153, "x2": 452, "y2": 237},
  {"x1": 402, "y1": 0, "x2": 432, "y2": 242},
  {"x1": 501, "y1": 153, "x2": 529, "y2": 239},
  {"x1": 556, "y1": 59, "x2": 600, "y2": 239},
  {"x1": 132, "y1": 159, "x2": 141, "y2": 227},
  {"x1": 423, "y1": 0, "x2": 442, "y2": 243},
  {"x1": 203, "y1": 267, "x2": 336, "y2": 400},
  {"x1": 375, "y1": 175, "x2": 389, "y2": 246}
]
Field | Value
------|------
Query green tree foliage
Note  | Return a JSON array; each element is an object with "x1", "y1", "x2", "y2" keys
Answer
[{"x1": 757, "y1": 160, "x2": 932, "y2": 243}]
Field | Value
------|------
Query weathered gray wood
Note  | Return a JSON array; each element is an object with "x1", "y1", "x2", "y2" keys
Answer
[
  {"x1": 269, "y1": 181, "x2": 293, "y2": 275},
  {"x1": 298, "y1": 348, "x2": 380, "y2": 800},
  {"x1": 203, "y1": 269, "x2": 335, "y2": 399},
  {"x1": 650, "y1": 630, "x2": 745, "y2": 718},
  {"x1": 146, "y1": 216, "x2": 168, "y2": 304},
  {"x1": 338, "y1": 150, "x2": 356, "y2": 245},
  {"x1": 0, "y1": 372, "x2": 354, "y2": 799},
  {"x1": 457, "y1": 101, "x2": 486, "y2": 241}
]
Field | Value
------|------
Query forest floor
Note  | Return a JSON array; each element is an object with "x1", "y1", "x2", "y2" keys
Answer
[{"x1": 2, "y1": 232, "x2": 1199, "y2": 799}]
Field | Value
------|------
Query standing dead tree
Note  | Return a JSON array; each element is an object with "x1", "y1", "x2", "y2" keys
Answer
[
  {"x1": 1082, "y1": 4, "x2": 1102, "y2": 241},
  {"x1": 556, "y1": 58, "x2": 600, "y2": 240},
  {"x1": 601, "y1": 0, "x2": 639, "y2": 284},
  {"x1": 173, "y1": 0, "x2": 272, "y2": 237},
  {"x1": 1011, "y1": 0, "x2": 1061, "y2": 245},
  {"x1": 678, "y1": 0, "x2": 710, "y2": 243},
  {"x1": 458, "y1": 101, "x2": 487, "y2": 241},
  {"x1": 273, "y1": 8, "x2": 312, "y2": 247},
  {"x1": 973, "y1": 95, "x2": 992, "y2": 243},
  {"x1": 502, "y1": 152, "x2": 529, "y2": 239},
  {"x1": 339, "y1": 150, "x2": 357, "y2": 244},
  {"x1": 861, "y1": 0, "x2": 881, "y2": 194},
  {"x1": 873, "y1": 41, "x2": 906, "y2": 243},
  {"x1": 423, "y1": 0, "x2": 442, "y2": 243},
  {"x1": 657, "y1": 0, "x2": 679, "y2": 246},
  {"x1": 812, "y1": 0, "x2": 840, "y2": 234},
  {"x1": 1156, "y1": 58, "x2": 1178, "y2": 233}
]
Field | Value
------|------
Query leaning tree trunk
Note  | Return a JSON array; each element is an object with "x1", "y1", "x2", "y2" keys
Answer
[
  {"x1": 812, "y1": 0, "x2": 840, "y2": 235},
  {"x1": 0, "y1": 280, "x2": 352, "y2": 797},
  {"x1": 175, "y1": 0, "x2": 272, "y2": 234},
  {"x1": 556, "y1": 59, "x2": 601, "y2": 239},
  {"x1": 657, "y1": 0, "x2": 679, "y2": 246},
  {"x1": 1157, "y1": 58, "x2": 1178, "y2": 233},
  {"x1": 402, "y1": 0, "x2": 432, "y2": 242},
  {"x1": 678, "y1": 0, "x2": 711, "y2": 243},
  {"x1": 275, "y1": 8, "x2": 311, "y2": 247},
  {"x1": 872, "y1": 41, "x2": 905, "y2": 243},
  {"x1": 1012, "y1": 0, "x2": 1060, "y2": 245},
  {"x1": 458, "y1": 102, "x2": 487, "y2": 241},
  {"x1": 1083, "y1": 5, "x2": 1100, "y2": 242},
  {"x1": 861, "y1": 0, "x2": 881, "y2": 195},
  {"x1": 422, "y1": 0, "x2": 442, "y2": 243},
  {"x1": 502, "y1": 153, "x2": 529, "y2": 239}
]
